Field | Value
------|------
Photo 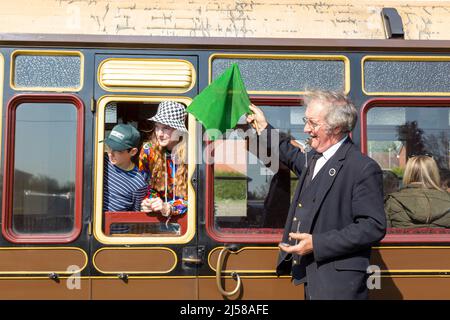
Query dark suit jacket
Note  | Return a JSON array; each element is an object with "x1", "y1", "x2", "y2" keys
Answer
[{"x1": 265, "y1": 125, "x2": 386, "y2": 299}]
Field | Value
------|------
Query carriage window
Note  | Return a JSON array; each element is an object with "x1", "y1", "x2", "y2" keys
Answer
[
  {"x1": 363, "y1": 101, "x2": 450, "y2": 241},
  {"x1": 208, "y1": 103, "x2": 306, "y2": 242},
  {"x1": 12, "y1": 51, "x2": 83, "y2": 91},
  {"x1": 363, "y1": 56, "x2": 450, "y2": 95},
  {"x1": 95, "y1": 98, "x2": 193, "y2": 243},
  {"x1": 2, "y1": 96, "x2": 84, "y2": 243},
  {"x1": 211, "y1": 55, "x2": 349, "y2": 94},
  {"x1": 366, "y1": 106, "x2": 449, "y2": 177}
]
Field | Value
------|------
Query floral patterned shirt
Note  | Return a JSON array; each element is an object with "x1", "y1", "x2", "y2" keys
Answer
[{"x1": 138, "y1": 142, "x2": 188, "y2": 216}]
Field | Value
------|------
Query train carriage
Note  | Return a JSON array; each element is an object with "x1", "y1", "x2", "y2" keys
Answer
[{"x1": 0, "y1": 10, "x2": 449, "y2": 299}]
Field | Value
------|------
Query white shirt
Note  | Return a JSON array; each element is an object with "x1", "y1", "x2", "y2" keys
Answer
[{"x1": 312, "y1": 135, "x2": 348, "y2": 179}]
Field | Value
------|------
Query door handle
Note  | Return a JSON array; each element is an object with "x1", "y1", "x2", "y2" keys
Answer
[
  {"x1": 182, "y1": 245, "x2": 205, "y2": 266},
  {"x1": 182, "y1": 257, "x2": 202, "y2": 264},
  {"x1": 215, "y1": 246, "x2": 241, "y2": 297}
]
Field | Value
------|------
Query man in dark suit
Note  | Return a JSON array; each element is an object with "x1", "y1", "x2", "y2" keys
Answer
[{"x1": 246, "y1": 90, "x2": 386, "y2": 300}]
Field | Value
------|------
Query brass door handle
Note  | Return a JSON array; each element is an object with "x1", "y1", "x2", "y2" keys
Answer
[
  {"x1": 215, "y1": 246, "x2": 241, "y2": 297},
  {"x1": 182, "y1": 257, "x2": 202, "y2": 264}
]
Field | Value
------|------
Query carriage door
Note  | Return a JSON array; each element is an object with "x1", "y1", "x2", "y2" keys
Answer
[
  {"x1": 0, "y1": 49, "x2": 90, "y2": 299},
  {"x1": 199, "y1": 98, "x2": 307, "y2": 299},
  {"x1": 90, "y1": 53, "x2": 199, "y2": 299},
  {"x1": 197, "y1": 53, "x2": 348, "y2": 299}
]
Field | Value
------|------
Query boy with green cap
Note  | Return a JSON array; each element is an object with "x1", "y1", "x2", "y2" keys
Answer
[{"x1": 102, "y1": 124, "x2": 147, "y2": 215}]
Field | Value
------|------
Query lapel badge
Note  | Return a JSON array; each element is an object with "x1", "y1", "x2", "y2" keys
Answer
[{"x1": 329, "y1": 168, "x2": 336, "y2": 176}]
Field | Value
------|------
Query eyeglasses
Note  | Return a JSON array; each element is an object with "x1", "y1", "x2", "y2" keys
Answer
[{"x1": 302, "y1": 117, "x2": 322, "y2": 130}]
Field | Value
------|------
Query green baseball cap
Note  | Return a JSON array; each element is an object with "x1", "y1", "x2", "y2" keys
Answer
[{"x1": 101, "y1": 124, "x2": 140, "y2": 151}]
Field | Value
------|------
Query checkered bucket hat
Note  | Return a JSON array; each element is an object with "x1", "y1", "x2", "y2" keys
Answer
[{"x1": 149, "y1": 101, "x2": 188, "y2": 132}]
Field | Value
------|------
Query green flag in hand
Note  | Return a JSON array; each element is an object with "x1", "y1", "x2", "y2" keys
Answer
[{"x1": 186, "y1": 63, "x2": 250, "y2": 140}]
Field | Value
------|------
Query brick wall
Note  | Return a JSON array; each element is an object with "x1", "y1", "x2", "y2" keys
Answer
[{"x1": 0, "y1": 0, "x2": 449, "y2": 39}]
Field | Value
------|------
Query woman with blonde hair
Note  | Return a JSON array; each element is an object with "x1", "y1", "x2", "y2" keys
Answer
[
  {"x1": 139, "y1": 101, "x2": 188, "y2": 218},
  {"x1": 385, "y1": 155, "x2": 450, "y2": 228}
]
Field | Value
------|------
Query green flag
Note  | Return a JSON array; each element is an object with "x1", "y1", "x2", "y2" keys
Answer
[{"x1": 186, "y1": 64, "x2": 250, "y2": 140}]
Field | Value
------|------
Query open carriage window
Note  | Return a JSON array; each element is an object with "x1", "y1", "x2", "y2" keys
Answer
[
  {"x1": 2, "y1": 95, "x2": 84, "y2": 243},
  {"x1": 361, "y1": 99, "x2": 450, "y2": 242},
  {"x1": 206, "y1": 99, "x2": 306, "y2": 243},
  {"x1": 94, "y1": 97, "x2": 195, "y2": 244}
]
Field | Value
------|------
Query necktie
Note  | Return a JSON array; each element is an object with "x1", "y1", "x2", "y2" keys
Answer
[{"x1": 303, "y1": 152, "x2": 322, "y2": 189}]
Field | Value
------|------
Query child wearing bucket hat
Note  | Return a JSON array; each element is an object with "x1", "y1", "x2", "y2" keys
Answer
[
  {"x1": 102, "y1": 124, "x2": 147, "y2": 215},
  {"x1": 138, "y1": 101, "x2": 188, "y2": 218}
]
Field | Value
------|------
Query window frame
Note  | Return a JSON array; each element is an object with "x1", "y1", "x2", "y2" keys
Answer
[
  {"x1": 205, "y1": 96, "x2": 304, "y2": 243},
  {"x1": 2, "y1": 94, "x2": 84, "y2": 243},
  {"x1": 361, "y1": 55, "x2": 450, "y2": 96},
  {"x1": 360, "y1": 97, "x2": 450, "y2": 244},
  {"x1": 209, "y1": 53, "x2": 351, "y2": 95},
  {"x1": 10, "y1": 50, "x2": 84, "y2": 92},
  {"x1": 93, "y1": 95, "x2": 196, "y2": 245}
]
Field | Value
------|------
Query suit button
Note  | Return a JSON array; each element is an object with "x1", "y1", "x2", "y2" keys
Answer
[
  {"x1": 293, "y1": 217, "x2": 297, "y2": 221},
  {"x1": 293, "y1": 260, "x2": 298, "y2": 265},
  {"x1": 298, "y1": 203, "x2": 302, "y2": 208}
]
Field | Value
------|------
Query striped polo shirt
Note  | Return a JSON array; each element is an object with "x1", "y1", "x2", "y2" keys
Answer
[{"x1": 103, "y1": 154, "x2": 148, "y2": 212}]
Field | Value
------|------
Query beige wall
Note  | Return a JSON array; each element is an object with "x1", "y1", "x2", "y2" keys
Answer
[{"x1": 0, "y1": 0, "x2": 450, "y2": 39}]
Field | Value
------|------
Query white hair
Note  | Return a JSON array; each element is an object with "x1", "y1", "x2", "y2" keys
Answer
[{"x1": 304, "y1": 90, "x2": 357, "y2": 135}]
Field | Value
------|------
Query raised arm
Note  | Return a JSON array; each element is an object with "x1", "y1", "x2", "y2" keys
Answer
[{"x1": 246, "y1": 104, "x2": 305, "y2": 176}]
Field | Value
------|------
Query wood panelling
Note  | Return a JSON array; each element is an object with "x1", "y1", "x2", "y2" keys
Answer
[
  {"x1": 93, "y1": 248, "x2": 176, "y2": 273},
  {"x1": 198, "y1": 277, "x2": 303, "y2": 300},
  {"x1": 0, "y1": 248, "x2": 86, "y2": 273},
  {"x1": 209, "y1": 247, "x2": 278, "y2": 272},
  {"x1": 91, "y1": 278, "x2": 196, "y2": 300},
  {"x1": 371, "y1": 247, "x2": 450, "y2": 271},
  {"x1": 0, "y1": 279, "x2": 89, "y2": 299}
]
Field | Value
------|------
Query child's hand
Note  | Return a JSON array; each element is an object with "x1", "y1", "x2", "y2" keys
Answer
[
  {"x1": 142, "y1": 197, "x2": 171, "y2": 216},
  {"x1": 141, "y1": 198, "x2": 153, "y2": 212},
  {"x1": 149, "y1": 197, "x2": 163, "y2": 212},
  {"x1": 149, "y1": 198, "x2": 172, "y2": 217}
]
